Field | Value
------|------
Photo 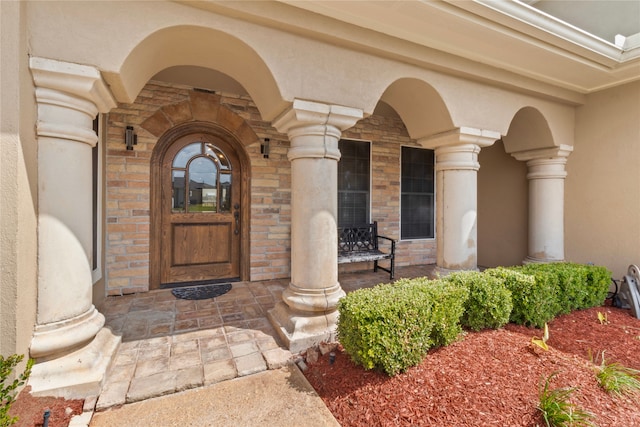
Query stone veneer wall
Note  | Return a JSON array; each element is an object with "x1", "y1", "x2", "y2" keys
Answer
[{"x1": 105, "y1": 81, "x2": 435, "y2": 295}]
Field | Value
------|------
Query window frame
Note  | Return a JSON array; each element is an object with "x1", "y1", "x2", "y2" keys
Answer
[
  {"x1": 400, "y1": 145, "x2": 436, "y2": 241},
  {"x1": 91, "y1": 116, "x2": 104, "y2": 284}
]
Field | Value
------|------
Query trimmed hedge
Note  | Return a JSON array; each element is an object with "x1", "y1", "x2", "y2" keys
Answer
[
  {"x1": 394, "y1": 278, "x2": 469, "y2": 348},
  {"x1": 584, "y1": 264, "x2": 612, "y2": 307},
  {"x1": 485, "y1": 267, "x2": 559, "y2": 328},
  {"x1": 443, "y1": 271, "x2": 513, "y2": 331},
  {"x1": 516, "y1": 262, "x2": 611, "y2": 315},
  {"x1": 337, "y1": 262, "x2": 611, "y2": 376},
  {"x1": 337, "y1": 279, "x2": 468, "y2": 375}
]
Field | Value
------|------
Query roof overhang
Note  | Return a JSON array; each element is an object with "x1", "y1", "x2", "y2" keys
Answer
[
  {"x1": 177, "y1": 0, "x2": 640, "y2": 103},
  {"x1": 278, "y1": 0, "x2": 640, "y2": 94}
]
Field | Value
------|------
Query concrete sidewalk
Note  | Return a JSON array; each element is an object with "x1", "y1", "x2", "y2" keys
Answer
[{"x1": 89, "y1": 364, "x2": 340, "y2": 427}]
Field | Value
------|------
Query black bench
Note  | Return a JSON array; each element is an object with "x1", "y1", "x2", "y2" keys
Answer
[{"x1": 337, "y1": 221, "x2": 395, "y2": 280}]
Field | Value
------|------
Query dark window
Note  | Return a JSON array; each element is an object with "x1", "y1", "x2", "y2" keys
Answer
[
  {"x1": 401, "y1": 146, "x2": 435, "y2": 239},
  {"x1": 338, "y1": 140, "x2": 370, "y2": 226}
]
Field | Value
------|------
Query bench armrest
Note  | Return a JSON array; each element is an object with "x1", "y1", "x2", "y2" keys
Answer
[
  {"x1": 376, "y1": 234, "x2": 396, "y2": 255},
  {"x1": 377, "y1": 234, "x2": 395, "y2": 243}
]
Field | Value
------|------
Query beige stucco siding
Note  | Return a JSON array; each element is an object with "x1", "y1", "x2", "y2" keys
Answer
[
  {"x1": 477, "y1": 140, "x2": 529, "y2": 268},
  {"x1": 0, "y1": 1, "x2": 38, "y2": 359},
  {"x1": 566, "y1": 81, "x2": 640, "y2": 279}
]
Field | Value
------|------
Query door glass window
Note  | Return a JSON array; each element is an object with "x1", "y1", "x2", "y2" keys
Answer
[
  {"x1": 189, "y1": 157, "x2": 217, "y2": 212},
  {"x1": 173, "y1": 143, "x2": 201, "y2": 168},
  {"x1": 171, "y1": 141, "x2": 232, "y2": 213},
  {"x1": 172, "y1": 170, "x2": 186, "y2": 212},
  {"x1": 219, "y1": 173, "x2": 232, "y2": 212}
]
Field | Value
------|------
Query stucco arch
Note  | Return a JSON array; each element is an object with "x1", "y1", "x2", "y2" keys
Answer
[
  {"x1": 502, "y1": 107, "x2": 555, "y2": 153},
  {"x1": 379, "y1": 78, "x2": 454, "y2": 139},
  {"x1": 105, "y1": 25, "x2": 286, "y2": 121}
]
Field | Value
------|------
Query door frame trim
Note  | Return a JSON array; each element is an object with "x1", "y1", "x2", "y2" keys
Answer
[{"x1": 149, "y1": 121, "x2": 251, "y2": 289}]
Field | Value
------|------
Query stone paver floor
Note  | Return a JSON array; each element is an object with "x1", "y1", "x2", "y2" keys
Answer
[{"x1": 96, "y1": 265, "x2": 436, "y2": 411}]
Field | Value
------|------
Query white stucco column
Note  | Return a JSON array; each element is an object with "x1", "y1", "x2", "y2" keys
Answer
[
  {"x1": 268, "y1": 99, "x2": 363, "y2": 352},
  {"x1": 420, "y1": 127, "x2": 500, "y2": 273},
  {"x1": 512, "y1": 146, "x2": 573, "y2": 263},
  {"x1": 28, "y1": 57, "x2": 120, "y2": 398}
]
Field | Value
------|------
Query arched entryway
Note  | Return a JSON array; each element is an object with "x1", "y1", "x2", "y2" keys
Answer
[{"x1": 150, "y1": 122, "x2": 251, "y2": 289}]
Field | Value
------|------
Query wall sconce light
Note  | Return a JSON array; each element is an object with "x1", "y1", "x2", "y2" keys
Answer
[
  {"x1": 261, "y1": 138, "x2": 270, "y2": 159},
  {"x1": 125, "y1": 126, "x2": 137, "y2": 151}
]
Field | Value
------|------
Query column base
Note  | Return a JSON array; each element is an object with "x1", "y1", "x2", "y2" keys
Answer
[
  {"x1": 28, "y1": 328, "x2": 121, "y2": 399},
  {"x1": 268, "y1": 302, "x2": 340, "y2": 354},
  {"x1": 30, "y1": 305, "x2": 105, "y2": 360}
]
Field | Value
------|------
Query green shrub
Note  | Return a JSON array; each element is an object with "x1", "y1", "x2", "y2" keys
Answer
[
  {"x1": 1, "y1": 354, "x2": 34, "y2": 427},
  {"x1": 519, "y1": 263, "x2": 611, "y2": 314},
  {"x1": 519, "y1": 263, "x2": 574, "y2": 314},
  {"x1": 583, "y1": 264, "x2": 612, "y2": 308},
  {"x1": 337, "y1": 282, "x2": 434, "y2": 376},
  {"x1": 553, "y1": 263, "x2": 590, "y2": 312},
  {"x1": 337, "y1": 279, "x2": 468, "y2": 376},
  {"x1": 443, "y1": 271, "x2": 512, "y2": 331},
  {"x1": 394, "y1": 278, "x2": 469, "y2": 348},
  {"x1": 486, "y1": 267, "x2": 559, "y2": 328}
]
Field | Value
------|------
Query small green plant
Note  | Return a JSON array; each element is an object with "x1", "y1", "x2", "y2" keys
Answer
[
  {"x1": 594, "y1": 352, "x2": 640, "y2": 397},
  {"x1": 531, "y1": 323, "x2": 550, "y2": 351},
  {"x1": 1, "y1": 354, "x2": 34, "y2": 426},
  {"x1": 538, "y1": 372, "x2": 595, "y2": 427}
]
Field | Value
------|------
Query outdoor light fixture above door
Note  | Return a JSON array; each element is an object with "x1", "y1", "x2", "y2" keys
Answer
[{"x1": 125, "y1": 126, "x2": 137, "y2": 150}]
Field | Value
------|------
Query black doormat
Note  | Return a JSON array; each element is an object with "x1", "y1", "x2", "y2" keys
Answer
[{"x1": 171, "y1": 283, "x2": 232, "y2": 300}]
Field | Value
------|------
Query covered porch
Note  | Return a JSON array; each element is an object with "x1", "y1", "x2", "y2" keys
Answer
[{"x1": 94, "y1": 264, "x2": 436, "y2": 410}]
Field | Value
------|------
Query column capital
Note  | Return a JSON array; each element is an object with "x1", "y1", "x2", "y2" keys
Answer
[
  {"x1": 510, "y1": 144, "x2": 573, "y2": 162},
  {"x1": 30, "y1": 57, "x2": 116, "y2": 147},
  {"x1": 30, "y1": 57, "x2": 116, "y2": 113},
  {"x1": 435, "y1": 144, "x2": 481, "y2": 171},
  {"x1": 525, "y1": 157, "x2": 569, "y2": 180},
  {"x1": 273, "y1": 99, "x2": 363, "y2": 161},
  {"x1": 272, "y1": 99, "x2": 363, "y2": 135},
  {"x1": 418, "y1": 126, "x2": 501, "y2": 150}
]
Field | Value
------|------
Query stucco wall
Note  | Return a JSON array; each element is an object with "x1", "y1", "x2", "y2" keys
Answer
[
  {"x1": 477, "y1": 140, "x2": 528, "y2": 268},
  {"x1": 0, "y1": 1, "x2": 38, "y2": 359},
  {"x1": 566, "y1": 81, "x2": 640, "y2": 279}
]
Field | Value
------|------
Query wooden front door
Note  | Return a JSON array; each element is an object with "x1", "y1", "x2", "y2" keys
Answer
[{"x1": 158, "y1": 133, "x2": 241, "y2": 286}]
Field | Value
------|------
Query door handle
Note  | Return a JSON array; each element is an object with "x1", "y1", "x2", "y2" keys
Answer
[{"x1": 234, "y1": 210, "x2": 240, "y2": 235}]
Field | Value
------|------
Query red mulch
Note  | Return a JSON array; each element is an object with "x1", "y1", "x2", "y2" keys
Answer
[
  {"x1": 8, "y1": 386, "x2": 83, "y2": 427},
  {"x1": 304, "y1": 306, "x2": 640, "y2": 427},
  {"x1": 8, "y1": 306, "x2": 640, "y2": 427}
]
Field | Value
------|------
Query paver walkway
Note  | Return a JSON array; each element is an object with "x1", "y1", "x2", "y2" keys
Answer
[{"x1": 94, "y1": 265, "x2": 436, "y2": 412}]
